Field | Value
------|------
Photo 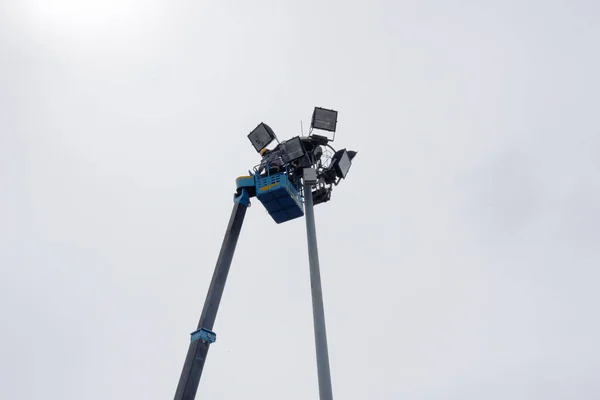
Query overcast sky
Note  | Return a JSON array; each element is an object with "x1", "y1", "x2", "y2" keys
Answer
[{"x1": 1, "y1": 0, "x2": 599, "y2": 399}]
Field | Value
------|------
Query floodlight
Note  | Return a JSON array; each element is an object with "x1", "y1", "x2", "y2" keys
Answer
[
  {"x1": 311, "y1": 107, "x2": 338, "y2": 133},
  {"x1": 248, "y1": 122, "x2": 277, "y2": 153},
  {"x1": 312, "y1": 187, "x2": 332, "y2": 205},
  {"x1": 335, "y1": 150, "x2": 351, "y2": 178},
  {"x1": 330, "y1": 149, "x2": 354, "y2": 179},
  {"x1": 281, "y1": 136, "x2": 307, "y2": 163}
]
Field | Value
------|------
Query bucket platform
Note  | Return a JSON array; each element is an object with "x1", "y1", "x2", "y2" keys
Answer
[{"x1": 255, "y1": 172, "x2": 304, "y2": 224}]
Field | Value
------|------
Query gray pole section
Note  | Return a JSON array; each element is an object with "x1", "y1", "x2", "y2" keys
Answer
[
  {"x1": 303, "y1": 182, "x2": 334, "y2": 400},
  {"x1": 174, "y1": 194, "x2": 249, "y2": 400}
]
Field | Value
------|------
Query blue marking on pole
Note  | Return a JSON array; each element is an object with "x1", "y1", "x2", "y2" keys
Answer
[
  {"x1": 233, "y1": 188, "x2": 251, "y2": 206},
  {"x1": 190, "y1": 328, "x2": 217, "y2": 344}
]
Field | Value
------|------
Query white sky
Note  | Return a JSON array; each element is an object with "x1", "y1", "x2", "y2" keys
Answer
[{"x1": 1, "y1": 0, "x2": 599, "y2": 399}]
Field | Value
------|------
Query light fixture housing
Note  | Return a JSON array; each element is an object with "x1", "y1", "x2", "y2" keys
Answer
[
  {"x1": 248, "y1": 122, "x2": 277, "y2": 153},
  {"x1": 311, "y1": 107, "x2": 338, "y2": 138},
  {"x1": 312, "y1": 187, "x2": 332, "y2": 205},
  {"x1": 281, "y1": 136, "x2": 307, "y2": 163},
  {"x1": 332, "y1": 149, "x2": 353, "y2": 179}
]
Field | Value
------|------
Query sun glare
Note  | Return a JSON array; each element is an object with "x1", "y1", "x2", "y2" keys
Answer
[{"x1": 19, "y1": 0, "x2": 158, "y2": 33}]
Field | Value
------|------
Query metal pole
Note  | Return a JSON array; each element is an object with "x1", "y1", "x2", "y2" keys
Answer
[
  {"x1": 303, "y1": 182, "x2": 334, "y2": 400},
  {"x1": 174, "y1": 191, "x2": 249, "y2": 400}
]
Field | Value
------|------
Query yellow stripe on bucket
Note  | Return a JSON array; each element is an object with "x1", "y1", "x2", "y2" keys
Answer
[{"x1": 259, "y1": 183, "x2": 279, "y2": 191}]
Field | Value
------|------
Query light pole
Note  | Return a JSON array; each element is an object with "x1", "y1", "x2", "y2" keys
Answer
[
  {"x1": 303, "y1": 168, "x2": 333, "y2": 400},
  {"x1": 298, "y1": 107, "x2": 355, "y2": 400}
]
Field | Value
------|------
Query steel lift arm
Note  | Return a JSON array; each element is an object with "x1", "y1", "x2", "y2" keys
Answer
[{"x1": 173, "y1": 182, "x2": 253, "y2": 400}]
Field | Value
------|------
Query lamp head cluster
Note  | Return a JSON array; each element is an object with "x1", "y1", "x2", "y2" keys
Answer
[{"x1": 247, "y1": 106, "x2": 357, "y2": 206}]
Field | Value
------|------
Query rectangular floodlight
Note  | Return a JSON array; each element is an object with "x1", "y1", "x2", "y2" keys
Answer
[
  {"x1": 248, "y1": 122, "x2": 276, "y2": 153},
  {"x1": 311, "y1": 107, "x2": 338, "y2": 133},
  {"x1": 334, "y1": 149, "x2": 352, "y2": 179},
  {"x1": 281, "y1": 136, "x2": 306, "y2": 163}
]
